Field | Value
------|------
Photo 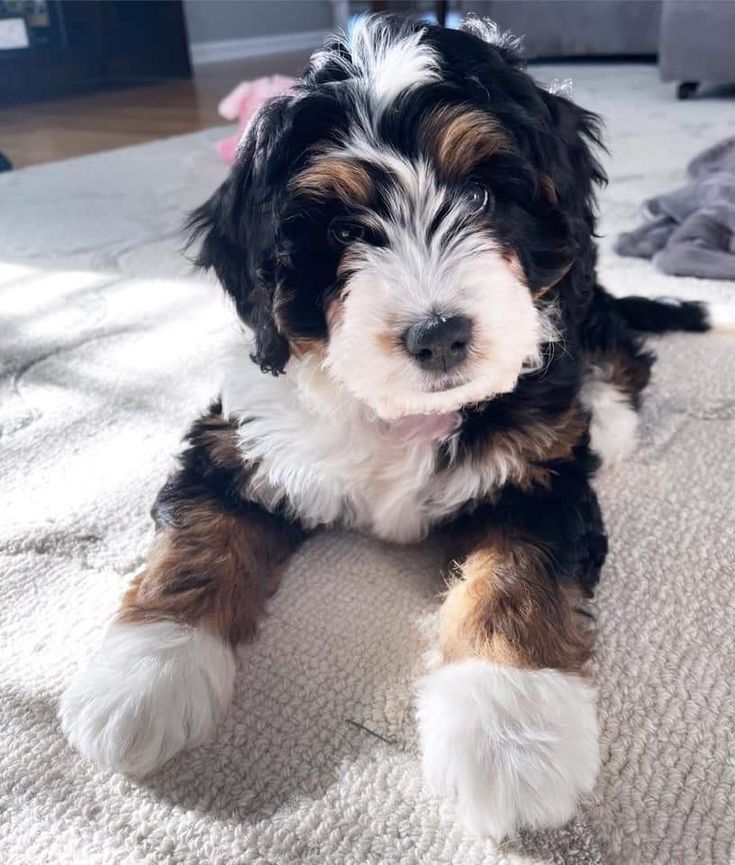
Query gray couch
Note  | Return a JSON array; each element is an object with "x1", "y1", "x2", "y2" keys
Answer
[
  {"x1": 659, "y1": 0, "x2": 735, "y2": 97},
  {"x1": 458, "y1": 1, "x2": 661, "y2": 58},
  {"x1": 459, "y1": 0, "x2": 735, "y2": 97}
]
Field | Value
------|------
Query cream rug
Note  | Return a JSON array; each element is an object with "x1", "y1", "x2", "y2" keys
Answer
[{"x1": 1, "y1": 64, "x2": 733, "y2": 865}]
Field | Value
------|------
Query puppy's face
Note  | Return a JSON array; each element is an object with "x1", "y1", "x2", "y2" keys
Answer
[
  {"x1": 285, "y1": 122, "x2": 553, "y2": 419},
  {"x1": 191, "y1": 18, "x2": 603, "y2": 419}
]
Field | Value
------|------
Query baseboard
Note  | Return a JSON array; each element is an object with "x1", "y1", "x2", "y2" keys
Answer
[{"x1": 191, "y1": 29, "x2": 326, "y2": 66}]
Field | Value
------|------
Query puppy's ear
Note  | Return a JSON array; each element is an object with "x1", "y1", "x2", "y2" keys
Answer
[
  {"x1": 538, "y1": 91, "x2": 607, "y2": 315},
  {"x1": 541, "y1": 91, "x2": 607, "y2": 231},
  {"x1": 186, "y1": 105, "x2": 292, "y2": 376}
]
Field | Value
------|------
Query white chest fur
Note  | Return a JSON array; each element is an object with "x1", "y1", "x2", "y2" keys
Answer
[{"x1": 221, "y1": 349, "x2": 504, "y2": 543}]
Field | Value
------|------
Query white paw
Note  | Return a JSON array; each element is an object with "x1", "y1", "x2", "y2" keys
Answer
[
  {"x1": 60, "y1": 621, "x2": 235, "y2": 777},
  {"x1": 417, "y1": 659, "x2": 599, "y2": 839}
]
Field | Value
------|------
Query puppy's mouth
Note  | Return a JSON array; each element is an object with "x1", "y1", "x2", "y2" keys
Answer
[
  {"x1": 383, "y1": 377, "x2": 471, "y2": 441},
  {"x1": 385, "y1": 409, "x2": 462, "y2": 443}
]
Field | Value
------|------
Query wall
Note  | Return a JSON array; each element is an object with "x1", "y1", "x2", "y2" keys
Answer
[{"x1": 183, "y1": 0, "x2": 333, "y2": 45}]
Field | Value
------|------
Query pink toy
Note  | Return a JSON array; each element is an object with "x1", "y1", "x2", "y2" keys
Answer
[{"x1": 215, "y1": 75, "x2": 297, "y2": 164}]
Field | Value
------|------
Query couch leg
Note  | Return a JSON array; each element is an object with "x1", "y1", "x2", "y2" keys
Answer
[{"x1": 677, "y1": 81, "x2": 699, "y2": 100}]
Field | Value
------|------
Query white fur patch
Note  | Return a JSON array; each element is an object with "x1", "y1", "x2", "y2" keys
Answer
[
  {"x1": 60, "y1": 621, "x2": 235, "y2": 777},
  {"x1": 708, "y1": 301, "x2": 735, "y2": 331},
  {"x1": 312, "y1": 17, "x2": 439, "y2": 114},
  {"x1": 547, "y1": 77, "x2": 574, "y2": 97},
  {"x1": 581, "y1": 374, "x2": 638, "y2": 468},
  {"x1": 352, "y1": 17, "x2": 439, "y2": 112},
  {"x1": 416, "y1": 659, "x2": 599, "y2": 839},
  {"x1": 222, "y1": 347, "x2": 539, "y2": 543}
]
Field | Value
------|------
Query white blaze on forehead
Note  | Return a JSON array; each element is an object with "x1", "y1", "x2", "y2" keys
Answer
[
  {"x1": 352, "y1": 17, "x2": 439, "y2": 111},
  {"x1": 314, "y1": 17, "x2": 440, "y2": 114}
]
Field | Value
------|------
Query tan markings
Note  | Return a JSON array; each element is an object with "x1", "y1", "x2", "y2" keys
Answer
[
  {"x1": 590, "y1": 354, "x2": 651, "y2": 402},
  {"x1": 325, "y1": 296, "x2": 346, "y2": 330},
  {"x1": 471, "y1": 404, "x2": 588, "y2": 491},
  {"x1": 271, "y1": 284, "x2": 291, "y2": 336},
  {"x1": 539, "y1": 172, "x2": 558, "y2": 204},
  {"x1": 375, "y1": 328, "x2": 402, "y2": 356},
  {"x1": 292, "y1": 157, "x2": 373, "y2": 204},
  {"x1": 439, "y1": 532, "x2": 593, "y2": 673},
  {"x1": 427, "y1": 107, "x2": 511, "y2": 180},
  {"x1": 194, "y1": 416, "x2": 245, "y2": 474},
  {"x1": 119, "y1": 501, "x2": 302, "y2": 645},
  {"x1": 271, "y1": 286, "x2": 328, "y2": 359},
  {"x1": 504, "y1": 248, "x2": 551, "y2": 299},
  {"x1": 503, "y1": 250, "x2": 525, "y2": 281},
  {"x1": 289, "y1": 337, "x2": 327, "y2": 359},
  {"x1": 536, "y1": 257, "x2": 574, "y2": 298},
  {"x1": 502, "y1": 231, "x2": 571, "y2": 298}
]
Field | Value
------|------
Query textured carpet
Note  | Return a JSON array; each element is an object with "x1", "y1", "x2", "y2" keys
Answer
[{"x1": 1, "y1": 64, "x2": 733, "y2": 865}]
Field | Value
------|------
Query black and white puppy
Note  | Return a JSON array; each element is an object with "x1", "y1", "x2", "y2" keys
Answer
[{"x1": 60, "y1": 17, "x2": 727, "y2": 839}]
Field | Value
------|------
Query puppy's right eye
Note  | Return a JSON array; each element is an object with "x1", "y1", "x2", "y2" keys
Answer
[
  {"x1": 329, "y1": 219, "x2": 365, "y2": 245},
  {"x1": 464, "y1": 181, "x2": 493, "y2": 215}
]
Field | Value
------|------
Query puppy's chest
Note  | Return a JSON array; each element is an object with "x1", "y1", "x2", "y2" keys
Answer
[
  {"x1": 234, "y1": 404, "x2": 504, "y2": 543},
  {"x1": 223, "y1": 360, "x2": 517, "y2": 543}
]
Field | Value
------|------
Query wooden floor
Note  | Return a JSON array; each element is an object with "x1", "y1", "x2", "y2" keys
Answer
[{"x1": 1, "y1": 52, "x2": 311, "y2": 170}]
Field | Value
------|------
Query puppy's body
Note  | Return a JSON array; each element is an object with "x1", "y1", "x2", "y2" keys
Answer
[{"x1": 60, "y1": 17, "x2": 723, "y2": 840}]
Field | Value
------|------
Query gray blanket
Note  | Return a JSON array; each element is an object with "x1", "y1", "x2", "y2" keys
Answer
[{"x1": 616, "y1": 136, "x2": 735, "y2": 279}]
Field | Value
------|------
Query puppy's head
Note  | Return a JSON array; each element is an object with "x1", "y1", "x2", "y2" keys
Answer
[{"x1": 190, "y1": 16, "x2": 604, "y2": 419}]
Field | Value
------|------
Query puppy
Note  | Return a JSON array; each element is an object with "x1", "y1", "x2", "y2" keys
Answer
[{"x1": 60, "y1": 16, "x2": 726, "y2": 839}]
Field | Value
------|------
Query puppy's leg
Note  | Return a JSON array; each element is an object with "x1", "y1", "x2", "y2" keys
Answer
[
  {"x1": 419, "y1": 473, "x2": 606, "y2": 839},
  {"x1": 60, "y1": 406, "x2": 304, "y2": 776}
]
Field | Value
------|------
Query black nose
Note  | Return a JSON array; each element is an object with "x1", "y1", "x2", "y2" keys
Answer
[{"x1": 403, "y1": 315, "x2": 472, "y2": 373}]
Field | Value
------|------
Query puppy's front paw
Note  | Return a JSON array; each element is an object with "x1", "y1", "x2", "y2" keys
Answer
[
  {"x1": 60, "y1": 621, "x2": 235, "y2": 777},
  {"x1": 417, "y1": 659, "x2": 599, "y2": 839}
]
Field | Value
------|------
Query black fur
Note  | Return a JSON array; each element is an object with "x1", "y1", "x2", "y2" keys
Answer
[
  {"x1": 152, "y1": 401, "x2": 252, "y2": 527},
  {"x1": 450, "y1": 444, "x2": 607, "y2": 596},
  {"x1": 613, "y1": 296, "x2": 710, "y2": 333}
]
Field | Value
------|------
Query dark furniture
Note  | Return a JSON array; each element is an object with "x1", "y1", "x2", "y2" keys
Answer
[
  {"x1": 659, "y1": 0, "x2": 735, "y2": 99},
  {"x1": 1, "y1": 0, "x2": 192, "y2": 107}
]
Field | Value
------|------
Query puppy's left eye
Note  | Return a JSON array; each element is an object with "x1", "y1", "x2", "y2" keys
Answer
[
  {"x1": 465, "y1": 181, "x2": 493, "y2": 215},
  {"x1": 329, "y1": 219, "x2": 365, "y2": 245}
]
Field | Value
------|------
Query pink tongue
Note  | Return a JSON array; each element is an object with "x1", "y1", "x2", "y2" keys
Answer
[{"x1": 388, "y1": 411, "x2": 462, "y2": 443}]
